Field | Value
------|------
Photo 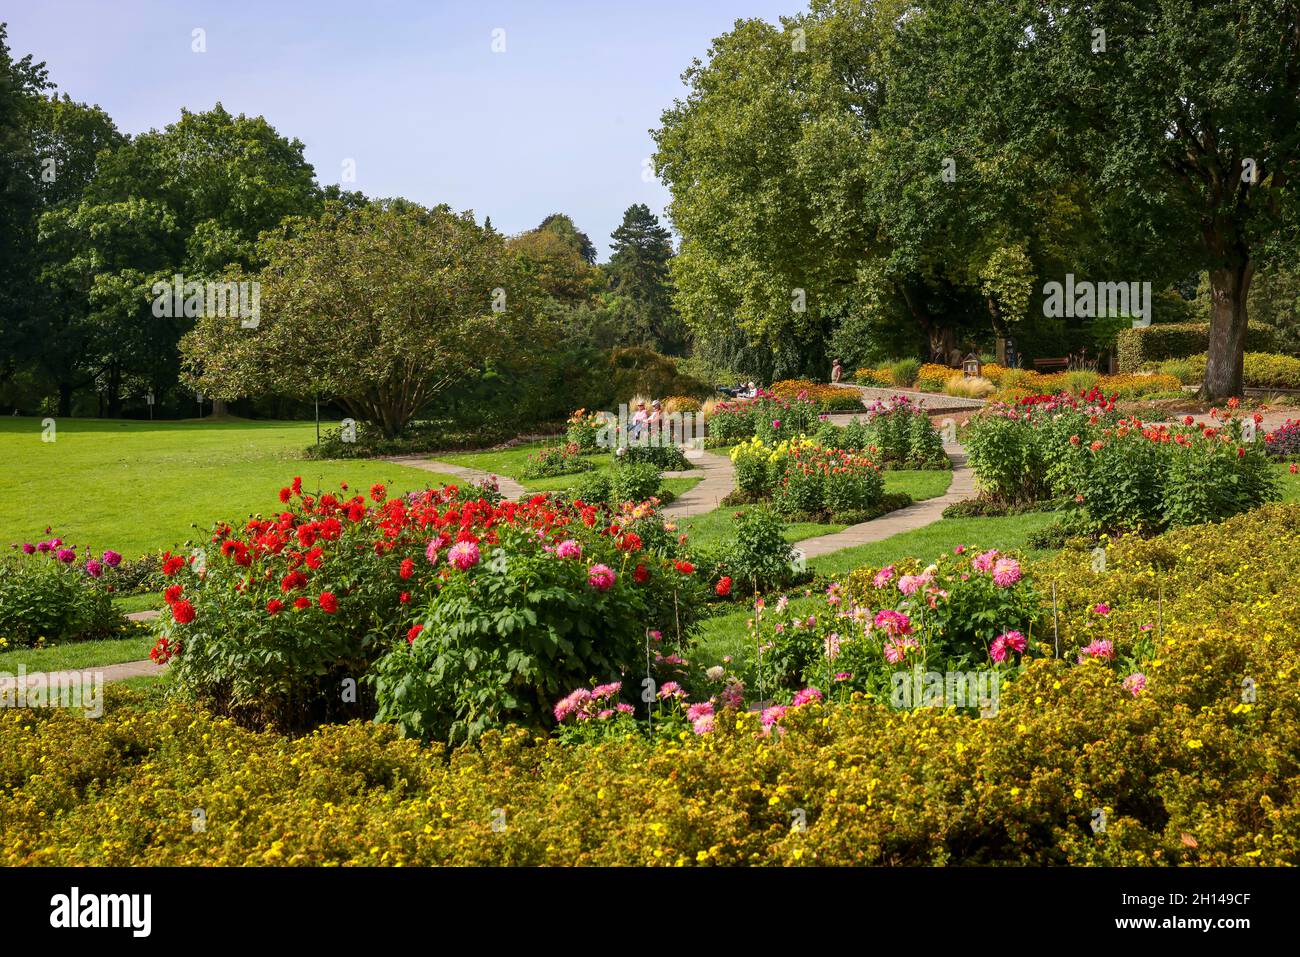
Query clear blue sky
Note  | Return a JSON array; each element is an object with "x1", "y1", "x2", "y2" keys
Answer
[{"x1": 6, "y1": 0, "x2": 799, "y2": 260}]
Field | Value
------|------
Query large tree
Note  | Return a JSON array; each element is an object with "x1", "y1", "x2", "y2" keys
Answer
[
  {"x1": 605, "y1": 203, "x2": 686, "y2": 354},
  {"x1": 0, "y1": 24, "x2": 49, "y2": 387},
  {"x1": 182, "y1": 201, "x2": 539, "y2": 437},
  {"x1": 903, "y1": 0, "x2": 1300, "y2": 397}
]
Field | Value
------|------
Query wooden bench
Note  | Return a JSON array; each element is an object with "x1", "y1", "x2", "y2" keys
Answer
[{"x1": 1032, "y1": 357, "x2": 1069, "y2": 373}]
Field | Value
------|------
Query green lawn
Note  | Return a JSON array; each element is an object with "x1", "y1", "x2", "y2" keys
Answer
[
  {"x1": 0, "y1": 630, "x2": 154, "y2": 672},
  {"x1": 0, "y1": 417, "x2": 460, "y2": 558},
  {"x1": 112, "y1": 591, "x2": 163, "y2": 614},
  {"x1": 678, "y1": 469, "x2": 952, "y2": 549}
]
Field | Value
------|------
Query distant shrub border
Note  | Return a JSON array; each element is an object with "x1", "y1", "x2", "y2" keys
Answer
[{"x1": 1116, "y1": 321, "x2": 1277, "y2": 372}]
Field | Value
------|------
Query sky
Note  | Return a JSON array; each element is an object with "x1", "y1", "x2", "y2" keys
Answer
[{"x1": 6, "y1": 0, "x2": 800, "y2": 261}]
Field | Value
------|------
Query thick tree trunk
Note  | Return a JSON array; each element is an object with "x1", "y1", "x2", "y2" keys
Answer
[
  {"x1": 898, "y1": 282, "x2": 956, "y2": 364},
  {"x1": 210, "y1": 398, "x2": 228, "y2": 417},
  {"x1": 1199, "y1": 263, "x2": 1252, "y2": 400},
  {"x1": 57, "y1": 383, "x2": 73, "y2": 417}
]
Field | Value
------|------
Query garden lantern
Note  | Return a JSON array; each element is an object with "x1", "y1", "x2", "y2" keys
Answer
[{"x1": 963, "y1": 353, "x2": 982, "y2": 378}]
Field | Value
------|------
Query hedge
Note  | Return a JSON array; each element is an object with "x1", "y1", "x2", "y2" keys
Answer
[
  {"x1": 1117, "y1": 321, "x2": 1277, "y2": 372},
  {"x1": 4, "y1": 504, "x2": 1300, "y2": 865}
]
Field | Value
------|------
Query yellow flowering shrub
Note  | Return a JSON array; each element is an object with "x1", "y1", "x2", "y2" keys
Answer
[{"x1": 3, "y1": 505, "x2": 1299, "y2": 866}]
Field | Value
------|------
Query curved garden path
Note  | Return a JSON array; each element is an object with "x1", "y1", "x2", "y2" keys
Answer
[
  {"x1": 86, "y1": 436, "x2": 977, "y2": 685},
  {"x1": 384, "y1": 454, "x2": 528, "y2": 499},
  {"x1": 660, "y1": 451, "x2": 735, "y2": 518},
  {"x1": 795, "y1": 442, "x2": 975, "y2": 559}
]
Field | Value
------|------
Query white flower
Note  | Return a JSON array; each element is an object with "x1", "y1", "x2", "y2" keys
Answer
[{"x1": 706, "y1": 665, "x2": 725, "y2": 681}]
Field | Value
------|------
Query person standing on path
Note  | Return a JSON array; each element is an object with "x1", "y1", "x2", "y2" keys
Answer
[{"x1": 831, "y1": 359, "x2": 843, "y2": 383}]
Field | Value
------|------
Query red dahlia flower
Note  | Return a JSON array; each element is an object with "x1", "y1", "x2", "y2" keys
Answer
[
  {"x1": 319, "y1": 592, "x2": 338, "y2": 613},
  {"x1": 171, "y1": 599, "x2": 196, "y2": 624}
]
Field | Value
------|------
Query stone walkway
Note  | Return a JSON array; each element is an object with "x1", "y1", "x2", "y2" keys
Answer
[
  {"x1": 660, "y1": 451, "x2": 736, "y2": 518},
  {"x1": 834, "y1": 382, "x2": 987, "y2": 412},
  {"x1": 0, "y1": 657, "x2": 166, "y2": 692},
  {"x1": 795, "y1": 443, "x2": 976, "y2": 559},
  {"x1": 385, "y1": 455, "x2": 528, "y2": 499}
]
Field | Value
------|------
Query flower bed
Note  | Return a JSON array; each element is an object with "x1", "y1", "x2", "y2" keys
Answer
[
  {"x1": 153, "y1": 477, "x2": 702, "y2": 735},
  {"x1": 705, "y1": 389, "x2": 820, "y2": 444},
  {"x1": 1265, "y1": 419, "x2": 1300, "y2": 459},
  {"x1": 729, "y1": 437, "x2": 884, "y2": 519},
  {"x1": 10, "y1": 503, "x2": 1300, "y2": 865},
  {"x1": 966, "y1": 392, "x2": 1278, "y2": 532},
  {"x1": 813, "y1": 395, "x2": 949, "y2": 469},
  {"x1": 0, "y1": 537, "x2": 126, "y2": 646},
  {"x1": 520, "y1": 442, "x2": 593, "y2": 479},
  {"x1": 768, "y1": 379, "x2": 864, "y2": 412}
]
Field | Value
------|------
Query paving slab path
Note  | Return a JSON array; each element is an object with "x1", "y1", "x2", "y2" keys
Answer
[
  {"x1": 795, "y1": 443, "x2": 976, "y2": 559},
  {"x1": 0, "y1": 657, "x2": 166, "y2": 693},
  {"x1": 385, "y1": 455, "x2": 528, "y2": 499},
  {"x1": 660, "y1": 451, "x2": 736, "y2": 518}
]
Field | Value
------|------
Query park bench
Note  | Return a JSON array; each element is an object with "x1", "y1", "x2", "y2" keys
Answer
[{"x1": 1032, "y1": 357, "x2": 1070, "y2": 373}]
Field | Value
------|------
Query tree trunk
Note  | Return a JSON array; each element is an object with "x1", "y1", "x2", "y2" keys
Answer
[
  {"x1": 211, "y1": 398, "x2": 228, "y2": 417},
  {"x1": 898, "y1": 282, "x2": 955, "y2": 364},
  {"x1": 105, "y1": 363, "x2": 123, "y2": 418},
  {"x1": 1199, "y1": 263, "x2": 1252, "y2": 400},
  {"x1": 57, "y1": 383, "x2": 73, "y2": 417}
]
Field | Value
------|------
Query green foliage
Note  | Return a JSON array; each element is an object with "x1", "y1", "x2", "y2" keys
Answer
[
  {"x1": 519, "y1": 444, "x2": 592, "y2": 480},
  {"x1": 370, "y1": 526, "x2": 651, "y2": 744},
  {"x1": 889, "y1": 358, "x2": 920, "y2": 388},
  {"x1": 609, "y1": 461, "x2": 662, "y2": 505},
  {"x1": 1117, "y1": 322, "x2": 1278, "y2": 373},
  {"x1": 723, "y1": 507, "x2": 796, "y2": 593}
]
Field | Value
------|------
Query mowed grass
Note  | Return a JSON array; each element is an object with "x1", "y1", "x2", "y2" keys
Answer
[
  {"x1": 0, "y1": 630, "x2": 154, "y2": 672},
  {"x1": 1, "y1": 417, "x2": 459, "y2": 558}
]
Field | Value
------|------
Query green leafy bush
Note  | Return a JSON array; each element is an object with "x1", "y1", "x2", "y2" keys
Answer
[
  {"x1": 609, "y1": 461, "x2": 662, "y2": 504},
  {"x1": 520, "y1": 443, "x2": 593, "y2": 479},
  {"x1": 723, "y1": 507, "x2": 797, "y2": 592},
  {"x1": 1116, "y1": 321, "x2": 1277, "y2": 372}
]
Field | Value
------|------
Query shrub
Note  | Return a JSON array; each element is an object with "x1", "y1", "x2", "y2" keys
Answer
[
  {"x1": 661, "y1": 395, "x2": 701, "y2": 414},
  {"x1": 889, "y1": 358, "x2": 921, "y2": 388},
  {"x1": 0, "y1": 540, "x2": 126, "y2": 647},
  {"x1": 854, "y1": 395, "x2": 949, "y2": 469},
  {"x1": 608, "y1": 347, "x2": 713, "y2": 402},
  {"x1": 1116, "y1": 321, "x2": 1277, "y2": 372},
  {"x1": 565, "y1": 409, "x2": 605, "y2": 451},
  {"x1": 520, "y1": 443, "x2": 593, "y2": 479},
  {"x1": 156, "y1": 479, "x2": 689, "y2": 733},
  {"x1": 723, "y1": 507, "x2": 797, "y2": 592},
  {"x1": 1073, "y1": 410, "x2": 1277, "y2": 533},
  {"x1": 964, "y1": 390, "x2": 1118, "y2": 505},
  {"x1": 371, "y1": 524, "x2": 651, "y2": 743},
  {"x1": 609, "y1": 461, "x2": 662, "y2": 504},
  {"x1": 615, "y1": 443, "x2": 690, "y2": 471},
  {"x1": 853, "y1": 366, "x2": 893, "y2": 387}
]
